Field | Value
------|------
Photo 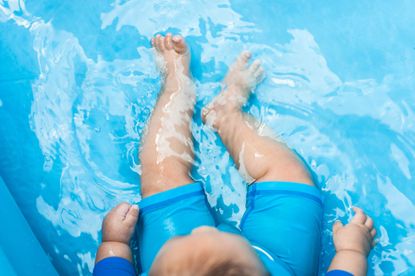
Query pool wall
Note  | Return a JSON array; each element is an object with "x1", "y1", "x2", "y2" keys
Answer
[{"x1": 0, "y1": 176, "x2": 57, "y2": 276}]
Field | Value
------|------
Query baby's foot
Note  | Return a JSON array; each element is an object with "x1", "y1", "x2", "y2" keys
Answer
[
  {"x1": 102, "y1": 202, "x2": 139, "y2": 244},
  {"x1": 202, "y1": 51, "x2": 264, "y2": 127},
  {"x1": 224, "y1": 51, "x2": 264, "y2": 94},
  {"x1": 152, "y1": 33, "x2": 190, "y2": 77}
]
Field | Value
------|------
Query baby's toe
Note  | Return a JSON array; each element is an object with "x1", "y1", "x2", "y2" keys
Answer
[
  {"x1": 235, "y1": 51, "x2": 251, "y2": 68},
  {"x1": 172, "y1": 35, "x2": 187, "y2": 54},
  {"x1": 164, "y1": 33, "x2": 173, "y2": 50},
  {"x1": 249, "y1": 59, "x2": 261, "y2": 72},
  {"x1": 154, "y1": 34, "x2": 165, "y2": 51},
  {"x1": 254, "y1": 67, "x2": 265, "y2": 81}
]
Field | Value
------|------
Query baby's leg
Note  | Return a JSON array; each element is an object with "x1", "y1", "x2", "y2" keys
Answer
[
  {"x1": 203, "y1": 52, "x2": 313, "y2": 185},
  {"x1": 140, "y1": 34, "x2": 195, "y2": 198},
  {"x1": 203, "y1": 52, "x2": 322, "y2": 275}
]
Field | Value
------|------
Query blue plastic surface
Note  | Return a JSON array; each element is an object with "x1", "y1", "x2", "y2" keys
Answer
[
  {"x1": 0, "y1": 248, "x2": 16, "y2": 276},
  {"x1": 0, "y1": 177, "x2": 57, "y2": 275}
]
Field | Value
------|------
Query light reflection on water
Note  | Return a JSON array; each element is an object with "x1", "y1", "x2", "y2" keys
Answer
[{"x1": 0, "y1": 0, "x2": 414, "y2": 275}]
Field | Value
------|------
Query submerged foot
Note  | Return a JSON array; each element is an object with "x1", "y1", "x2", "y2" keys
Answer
[
  {"x1": 152, "y1": 33, "x2": 190, "y2": 77},
  {"x1": 202, "y1": 51, "x2": 264, "y2": 127}
]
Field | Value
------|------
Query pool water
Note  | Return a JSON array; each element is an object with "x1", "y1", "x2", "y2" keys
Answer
[{"x1": 1, "y1": 0, "x2": 415, "y2": 275}]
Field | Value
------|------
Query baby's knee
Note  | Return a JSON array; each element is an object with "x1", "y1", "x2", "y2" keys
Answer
[
  {"x1": 140, "y1": 164, "x2": 193, "y2": 198},
  {"x1": 255, "y1": 156, "x2": 314, "y2": 185}
]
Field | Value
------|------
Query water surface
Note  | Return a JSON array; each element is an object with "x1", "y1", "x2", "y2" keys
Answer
[{"x1": 0, "y1": 0, "x2": 414, "y2": 274}]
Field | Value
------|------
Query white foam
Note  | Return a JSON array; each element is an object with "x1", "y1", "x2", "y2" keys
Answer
[
  {"x1": 271, "y1": 77, "x2": 296, "y2": 87},
  {"x1": 238, "y1": 142, "x2": 254, "y2": 183}
]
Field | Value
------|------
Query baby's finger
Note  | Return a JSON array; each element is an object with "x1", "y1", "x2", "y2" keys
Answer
[
  {"x1": 332, "y1": 220, "x2": 343, "y2": 233},
  {"x1": 365, "y1": 216, "x2": 374, "y2": 229},
  {"x1": 113, "y1": 202, "x2": 131, "y2": 216},
  {"x1": 351, "y1": 206, "x2": 367, "y2": 224},
  {"x1": 103, "y1": 202, "x2": 130, "y2": 225},
  {"x1": 124, "y1": 205, "x2": 139, "y2": 226},
  {"x1": 370, "y1": 228, "x2": 377, "y2": 238}
]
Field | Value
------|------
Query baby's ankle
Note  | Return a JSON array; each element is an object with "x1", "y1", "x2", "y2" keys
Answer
[{"x1": 203, "y1": 101, "x2": 240, "y2": 129}]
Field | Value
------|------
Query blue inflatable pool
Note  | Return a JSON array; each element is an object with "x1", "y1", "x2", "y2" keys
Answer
[
  {"x1": 0, "y1": 177, "x2": 57, "y2": 275},
  {"x1": 1, "y1": 0, "x2": 414, "y2": 275}
]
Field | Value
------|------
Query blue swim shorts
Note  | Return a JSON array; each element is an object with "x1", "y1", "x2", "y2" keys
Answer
[
  {"x1": 135, "y1": 181, "x2": 323, "y2": 275},
  {"x1": 240, "y1": 181, "x2": 323, "y2": 275},
  {"x1": 136, "y1": 183, "x2": 216, "y2": 272}
]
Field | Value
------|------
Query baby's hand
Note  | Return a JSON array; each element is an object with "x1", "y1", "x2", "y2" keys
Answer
[
  {"x1": 102, "y1": 202, "x2": 139, "y2": 244},
  {"x1": 332, "y1": 207, "x2": 376, "y2": 256}
]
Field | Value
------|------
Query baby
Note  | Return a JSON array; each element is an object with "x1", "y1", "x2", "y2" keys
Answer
[{"x1": 93, "y1": 34, "x2": 376, "y2": 276}]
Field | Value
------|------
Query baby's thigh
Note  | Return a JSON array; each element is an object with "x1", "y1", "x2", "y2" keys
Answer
[
  {"x1": 140, "y1": 157, "x2": 194, "y2": 198},
  {"x1": 241, "y1": 181, "x2": 323, "y2": 276}
]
